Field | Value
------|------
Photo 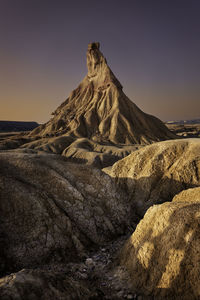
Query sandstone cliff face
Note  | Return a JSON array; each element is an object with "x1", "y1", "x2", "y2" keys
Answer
[
  {"x1": 120, "y1": 187, "x2": 200, "y2": 299},
  {"x1": 105, "y1": 139, "x2": 200, "y2": 216},
  {"x1": 0, "y1": 152, "x2": 131, "y2": 276},
  {"x1": 30, "y1": 42, "x2": 175, "y2": 145}
]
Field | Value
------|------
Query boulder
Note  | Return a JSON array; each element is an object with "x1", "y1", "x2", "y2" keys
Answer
[{"x1": 120, "y1": 187, "x2": 200, "y2": 299}]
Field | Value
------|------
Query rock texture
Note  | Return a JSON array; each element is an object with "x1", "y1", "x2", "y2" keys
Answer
[
  {"x1": 30, "y1": 42, "x2": 175, "y2": 145},
  {"x1": 120, "y1": 187, "x2": 200, "y2": 299},
  {"x1": 105, "y1": 138, "x2": 200, "y2": 216},
  {"x1": 0, "y1": 151, "x2": 131, "y2": 276},
  {"x1": 0, "y1": 269, "x2": 95, "y2": 300}
]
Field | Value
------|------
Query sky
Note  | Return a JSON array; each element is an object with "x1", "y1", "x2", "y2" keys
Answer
[{"x1": 0, "y1": 0, "x2": 200, "y2": 123}]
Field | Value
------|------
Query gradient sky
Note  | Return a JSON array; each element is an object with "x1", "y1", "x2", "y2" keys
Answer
[{"x1": 0, "y1": 0, "x2": 200, "y2": 123}]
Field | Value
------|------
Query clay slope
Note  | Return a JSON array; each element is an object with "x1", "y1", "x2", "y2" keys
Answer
[
  {"x1": 30, "y1": 42, "x2": 175, "y2": 144},
  {"x1": 104, "y1": 139, "x2": 200, "y2": 216},
  {"x1": 0, "y1": 151, "x2": 131, "y2": 276},
  {"x1": 120, "y1": 187, "x2": 200, "y2": 299}
]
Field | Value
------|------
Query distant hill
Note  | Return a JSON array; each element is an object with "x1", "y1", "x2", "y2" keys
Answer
[{"x1": 0, "y1": 121, "x2": 39, "y2": 132}]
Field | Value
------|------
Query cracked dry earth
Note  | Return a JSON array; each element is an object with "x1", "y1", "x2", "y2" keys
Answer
[
  {"x1": 0, "y1": 230, "x2": 145, "y2": 299},
  {"x1": 30, "y1": 234, "x2": 141, "y2": 300},
  {"x1": 62, "y1": 236, "x2": 141, "y2": 300},
  {"x1": 83, "y1": 237, "x2": 155, "y2": 300},
  {"x1": 0, "y1": 150, "x2": 139, "y2": 299}
]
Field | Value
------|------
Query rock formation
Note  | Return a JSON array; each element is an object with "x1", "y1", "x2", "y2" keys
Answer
[
  {"x1": 104, "y1": 138, "x2": 200, "y2": 216},
  {"x1": 120, "y1": 187, "x2": 200, "y2": 299},
  {"x1": 0, "y1": 43, "x2": 176, "y2": 169},
  {"x1": 30, "y1": 42, "x2": 175, "y2": 145},
  {"x1": 0, "y1": 151, "x2": 132, "y2": 276}
]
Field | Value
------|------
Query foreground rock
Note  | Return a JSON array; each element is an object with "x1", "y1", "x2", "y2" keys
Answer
[
  {"x1": 0, "y1": 269, "x2": 96, "y2": 300},
  {"x1": 0, "y1": 234, "x2": 139, "y2": 300},
  {"x1": 105, "y1": 139, "x2": 200, "y2": 216},
  {"x1": 0, "y1": 151, "x2": 131, "y2": 276},
  {"x1": 120, "y1": 187, "x2": 200, "y2": 299}
]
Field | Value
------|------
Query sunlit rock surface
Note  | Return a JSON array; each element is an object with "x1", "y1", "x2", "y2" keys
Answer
[
  {"x1": 105, "y1": 139, "x2": 200, "y2": 216},
  {"x1": 120, "y1": 187, "x2": 200, "y2": 299}
]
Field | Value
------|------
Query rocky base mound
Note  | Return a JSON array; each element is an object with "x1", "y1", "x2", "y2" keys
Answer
[{"x1": 19, "y1": 136, "x2": 142, "y2": 168}]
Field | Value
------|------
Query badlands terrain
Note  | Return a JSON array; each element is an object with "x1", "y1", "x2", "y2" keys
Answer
[
  {"x1": 0, "y1": 43, "x2": 200, "y2": 299},
  {"x1": 166, "y1": 122, "x2": 200, "y2": 138}
]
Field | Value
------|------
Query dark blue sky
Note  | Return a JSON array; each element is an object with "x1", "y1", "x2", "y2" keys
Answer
[{"x1": 0, "y1": 0, "x2": 200, "y2": 122}]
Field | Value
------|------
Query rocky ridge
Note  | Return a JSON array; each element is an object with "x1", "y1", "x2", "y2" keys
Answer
[{"x1": 104, "y1": 138, "x2": 200, "y2": 216}]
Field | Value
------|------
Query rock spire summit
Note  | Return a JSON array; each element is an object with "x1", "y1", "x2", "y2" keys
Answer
[{"x1": 31, "y1": 43, "x2": 175, "y2": 144}]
